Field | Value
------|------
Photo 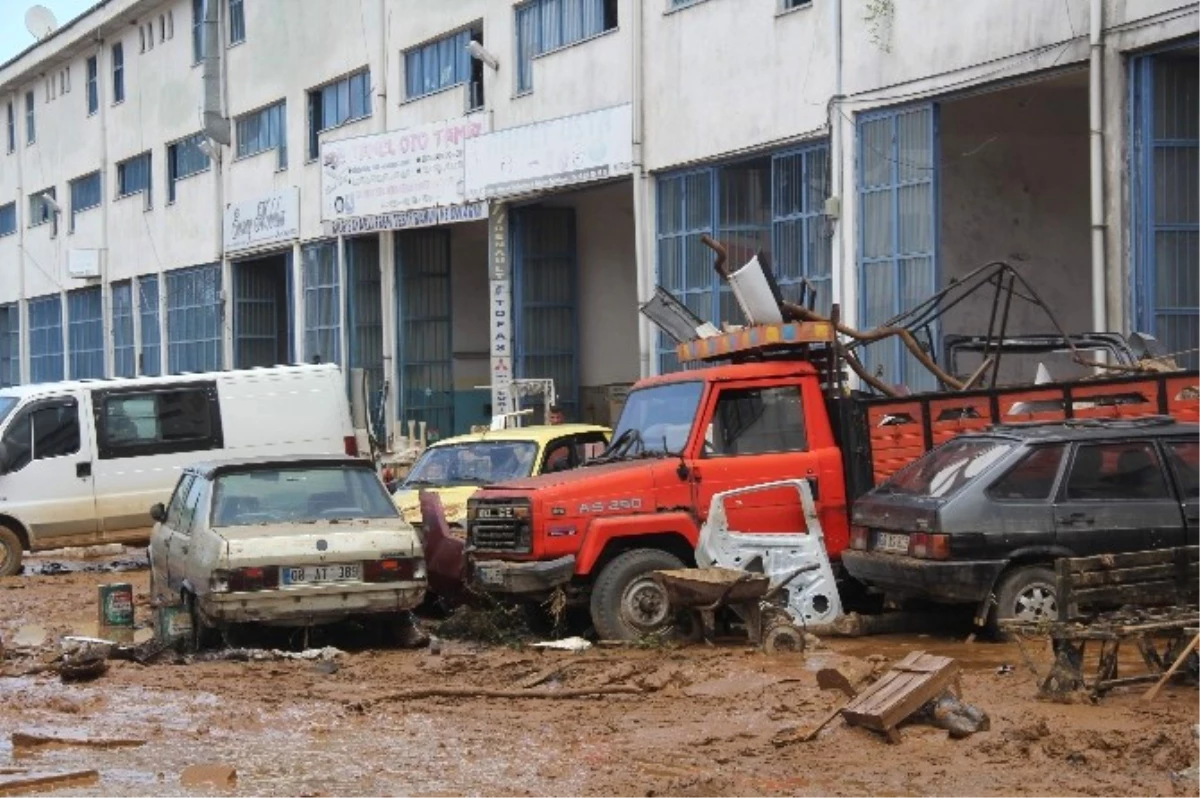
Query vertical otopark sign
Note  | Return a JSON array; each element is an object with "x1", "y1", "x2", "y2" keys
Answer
[{"x1": 489, "y1": 202, "x2": 512, "y2": 416}]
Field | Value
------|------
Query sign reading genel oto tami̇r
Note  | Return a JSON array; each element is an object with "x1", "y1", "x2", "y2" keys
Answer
[{"x1": 320, "y1": 114, "x2": 489, "y2": 225}]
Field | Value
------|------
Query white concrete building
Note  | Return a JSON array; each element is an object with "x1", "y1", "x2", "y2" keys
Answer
[{"x1": 0, "y1": 0, "x2": 1195, "y2": 445}]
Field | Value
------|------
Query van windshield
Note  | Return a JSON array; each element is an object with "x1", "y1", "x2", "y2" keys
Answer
[
  {"x1": 879, "y1": 438, "x2": 1013, "y2": 499},
  {"x1": 0, "y1": 397, "x2": 16, "y2": 428}
]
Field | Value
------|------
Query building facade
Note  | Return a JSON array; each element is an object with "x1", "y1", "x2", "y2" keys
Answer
[{"x1": 0, "y1": 0, "x2": 1196, "y2": 446}]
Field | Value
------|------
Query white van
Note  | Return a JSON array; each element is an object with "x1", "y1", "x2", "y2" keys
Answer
[{"x1": 0, "y1": 363, "x2": 357, "y2": 575}]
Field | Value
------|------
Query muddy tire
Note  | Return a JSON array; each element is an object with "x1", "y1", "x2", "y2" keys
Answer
[
  {"x1": 992, "y1": 565, "x2": 1057, "y2": 630},
  {"x1": 589, "y1": 549, "x2": 684, "y2": 641},
  {"x1": 0, "y1": 525, "x2": 23, "y2": 577}
]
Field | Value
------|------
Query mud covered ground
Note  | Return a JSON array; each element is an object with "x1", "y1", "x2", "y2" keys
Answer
[{"x1": 2, "y1": 552, "x2": 1198, "y2": 797}]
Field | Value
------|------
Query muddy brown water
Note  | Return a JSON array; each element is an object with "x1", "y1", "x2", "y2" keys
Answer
[{"x1": 1, "y1": 554, "x2": 1197, "y2": 796}]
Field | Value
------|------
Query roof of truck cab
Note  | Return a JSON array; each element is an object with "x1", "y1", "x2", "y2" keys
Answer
[
  {"x1": 425, "y1": 423, "x2": 610, "y2": 449},
  {"x1": 0, "y1": 364, "x2": 341, "y2": 399},
  {"x1": 635, "y1": 359, "x2": 820, "y2": 388},
  {"x1": 186, "y1": 454, "x2": 371, "y2": 479},
  {"x1": 964, "y1": 418, "x2": 1198, "y2": 444}
]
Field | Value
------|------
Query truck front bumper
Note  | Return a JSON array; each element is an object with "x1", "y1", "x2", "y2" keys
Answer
[
  {"x1": 471, "y1": 555, "x2": 576, "y2": 596},
  {"x1": 841, "y1": 551, "x2": 1005, "y2": 604}
]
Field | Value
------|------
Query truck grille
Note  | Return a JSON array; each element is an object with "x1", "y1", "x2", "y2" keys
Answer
[
  {"x1": 468, "y1": 499, "x2": 531, "y2": 552},
  {"x1": 471, "y1": 521, "x2": 525, "y2": 551}
]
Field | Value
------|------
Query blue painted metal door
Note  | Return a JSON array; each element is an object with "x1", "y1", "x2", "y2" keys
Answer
[
  {"x1": 857, "y1": 103, "x2": 938, "y2": 392},
  {"x1": 1132, "y1": 45, "x2": 1199, "y2": 369},
  {"x1": 345, "y1": 237, "x2": 385, "y2": 438},
  {"x1": 513, "y1": 206, "x2": 579, "y2": 418},
  {"x1": 396, "y1": 228, "x2": 453, "y2": 440},
  {"x1": 232, "y1": 254, "x2": 292, "y2": 369}
]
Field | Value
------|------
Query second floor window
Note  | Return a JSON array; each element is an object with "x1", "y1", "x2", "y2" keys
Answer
[
  {"x1": 307, "y1": 70, "x2": 370, "y2": 160},
  {"x1": 0, "y1": 203, "x2": 16, "y2": 236},
  {"x1": 69, "y1": 172, "x2": 102, "y2": 231},
  {"x1": 112, "y1": 43, "x2": 125, "y2": 103},
  {"x1": 236, "y1": 100, "x2": 287, "y2": 169},
  {"x1": 5, "y1": 102, "x2": 13, "y2": 153},
  {"x1": 168, "y1": 133, "x2": 212, "y2": 202},
  {"x1": 515, "y1": 0, "x2": 617, "y2": 93},
  {"x1": 25, "y1": 91, "x2": 35, "y2": 143},
  {"x1": 29, "y1": 187, "x2": 56, "y2": 234},
  {"x1": 86, "y1": 56, "x2": 99, "y2": 114},
  {"x1": 229, "y1": 0, "x2": 245, "y2": 44},
  {"x1": 117, "y1": 153, "x2": 152, "y2": 205},
  {"x1": 405, "y1": 26, "x2": 480, "y2": 101},
  {"x1": 192, "y1": 0, "x2": 207, "y2": 64}
]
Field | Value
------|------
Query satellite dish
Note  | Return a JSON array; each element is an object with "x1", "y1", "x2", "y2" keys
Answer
[{"x1": 25, "y1": 5, "x2": 59, "y2": 40}]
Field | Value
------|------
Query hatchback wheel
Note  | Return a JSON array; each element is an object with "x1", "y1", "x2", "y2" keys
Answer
[{"x1": 994, "y1": 566, "x2": 1058, "y2": 627}]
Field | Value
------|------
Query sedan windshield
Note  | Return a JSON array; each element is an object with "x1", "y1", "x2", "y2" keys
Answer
[
  {"x1": 403, "y1": 441, "x2": 538, "y2": 488},
  {"x1": 881, "y1": 438, "x2": 1013, "y2": 499},
  {"x1": 212, "y1": 466, "x2": 399, "y2": 526},
  {"x1": 605, "y1": 381, "x2": 704, "y2": 458}
]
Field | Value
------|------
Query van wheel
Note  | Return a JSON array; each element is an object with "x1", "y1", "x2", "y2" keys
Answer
[
  {"x1": 590, "y1": 549, "x2": 684, "y2": 641},
  {"x1": 0, "y1": 525, "x2": 23, "y2": 577},
  {"x1": 993, "y1": 566, "x2": 1058, "y2": 629}
]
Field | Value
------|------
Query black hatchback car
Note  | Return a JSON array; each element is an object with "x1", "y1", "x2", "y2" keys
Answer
[{"x1": 841, "y1": 417, "x2": 1198, "y2": 628}]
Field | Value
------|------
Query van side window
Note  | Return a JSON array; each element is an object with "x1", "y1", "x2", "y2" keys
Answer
[
  {"x1": 0, "y1": 399, "x2": 80, "y2": 472},
  {"x1": 94, "y1": 383, "x2": 223, "y2": 460},
  {"x1": 164, "y1": 474, "x2": 195, "y2": 529},
  {"x1": 707, "y1": 386, "x2": 807, "y2": 457}
]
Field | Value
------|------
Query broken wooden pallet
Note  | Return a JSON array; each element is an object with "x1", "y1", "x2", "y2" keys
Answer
[{"x1": 841, "y1": 650, "x2": 960, "y2": 743}]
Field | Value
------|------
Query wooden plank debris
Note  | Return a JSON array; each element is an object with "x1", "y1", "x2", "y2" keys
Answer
[
  {"x1": 841, "y1": 650, "x2": 960, "y2": 743},
  {"x1": 0, "y1": 770, "x2": 100, "y2": 796}
]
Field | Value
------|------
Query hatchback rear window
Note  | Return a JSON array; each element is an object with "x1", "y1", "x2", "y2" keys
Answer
[{"x1": 880, "y1": 438, "x2": 1013, "y2": 499}]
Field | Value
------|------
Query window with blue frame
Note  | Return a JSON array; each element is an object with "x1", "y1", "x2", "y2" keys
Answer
[
  {"x1": 0, "y1": 303, "x2": 19, "y2": 387},
  {"x1": 192, "y1": 0, "x2": 206, "y2": 64},
  {"x1": 28, "y1": 187, "x2": 56, "y2": 235},
  {"x1": 235, "y1": 101, "x2": 286, "y2": 169},
  {"x1": 112, "y1": 281, "x2": 135, "y2": 378},
  {"x1": 655, "y1": 142, "x2": 831, "y2": 373},
  {"x1": 168, "y1": 133, "x2": 212, "y2": 202},
  {"x1": 138, "y1": 274, "x2": 162, "y2": 376},
  {"x1": 0, "y1": 202, "x2": 15, "y2": 236},
  {"x1": 117, "y1": 152, "x2": 152, "y2": 205},
  {"x1": 86, "y1": 56, "x2": 98, "y2": 115},
  {"x1": 346, "y1": 238, "x2": 385, "y2": 438},
  {"x1": 25, "y1": 91, "x2": 34, "y2": 144},
  {"x1": 28, "y1": 294, "x2": 64, "y2": 384},
  {"x1": 69, "y1": 171, "x2": 101, "y2": 232},
  {"x1": 68, "y1": 287, "x2": 105, "y2": 379},
  {"x1": 404, "y1": 26, "x2": 479, "y2": 100},
  {"x1": 515, "y1": 0, "x2": 617, "y2": 94},
  {"x1": 302, "y1": 241, "x2": 340, "y2": 365},
  {"x1": 5, "y1": 101, "x2": 13, "y2": 153},
  {"x1": 307, "y1": 70, "x2": 370, "y2": 160},
  {"x1": 112, "y1": 42, "x2": 125, "y2": 103},
  {"x1": 229, "y1": 0, "x2": 245, "y2": 44},
  {"x1": 166, "y1": 264, "x2": 223, "y2": 374}
]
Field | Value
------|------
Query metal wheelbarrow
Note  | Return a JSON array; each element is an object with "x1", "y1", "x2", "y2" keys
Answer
[{"x1": 652, "y1": 564, "x2": 818, "y2": 653}]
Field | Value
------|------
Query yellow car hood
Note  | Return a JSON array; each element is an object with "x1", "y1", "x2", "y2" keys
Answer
[{"x1": 393, "y1": 486, "x2": 478, "y2": 527}]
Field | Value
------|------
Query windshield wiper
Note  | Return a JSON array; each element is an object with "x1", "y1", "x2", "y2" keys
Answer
[{"x1": 592, "y1": 428, "x2": 646, "y2": 464}]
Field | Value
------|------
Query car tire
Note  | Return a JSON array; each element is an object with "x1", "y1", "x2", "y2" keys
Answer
[
  {"x1": 0, "y1": 525, "x2": 23, "y2": 578},
  {"x1": 590, "y1": 548, "x2": 685, "y2": 642},
  {"x1": 992, "y1": 565, "x2": 1058, "y2": 631}
]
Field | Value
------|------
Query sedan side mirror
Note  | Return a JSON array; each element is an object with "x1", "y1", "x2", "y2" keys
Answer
[{"x1": 149, "y1": 503, "x2": 167, "y2": 524}]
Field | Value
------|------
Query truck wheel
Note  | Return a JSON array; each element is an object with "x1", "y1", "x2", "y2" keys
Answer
[
  {"x1": 0, "y1": 525, "x2": 23, "y2": 577},
  {"x1": 993, "y1": 566, "x2": 1057, "y2": 628},
  {"x1": 590, "y1": 549, "x2": 684, "y2": 641}
]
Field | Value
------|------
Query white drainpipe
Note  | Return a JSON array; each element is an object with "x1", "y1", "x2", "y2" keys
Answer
[{"x1": 1089, "y1": 0, "x2": 1108, "y2": 333}]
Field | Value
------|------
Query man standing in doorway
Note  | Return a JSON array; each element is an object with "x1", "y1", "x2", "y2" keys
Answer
[{"x1": 548, "y1": 405, "x2": 565, "y2": 425}]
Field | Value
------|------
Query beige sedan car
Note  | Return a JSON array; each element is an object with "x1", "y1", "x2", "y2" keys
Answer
[{"x1": 148, "y1": 455, "x2": 426, "y2": 648}]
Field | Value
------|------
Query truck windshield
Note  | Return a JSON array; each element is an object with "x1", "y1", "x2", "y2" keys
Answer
[
  {"x1": 607, "y1": 381, "x2": 703, "y2": 457},
  {"x1": 0, "y1": 397, "x2": 16, "y2": 429},
  {"x1": 879, "y1": 438, "x2": 1013, "y2": 499},
  {"x1": 403, "y1": 441, "x2": 538, "y2": 488}
]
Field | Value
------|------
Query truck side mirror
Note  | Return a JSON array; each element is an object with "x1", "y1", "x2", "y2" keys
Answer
[{"x1": 149, "y1": 503, "x2": 167, "y2": 524}]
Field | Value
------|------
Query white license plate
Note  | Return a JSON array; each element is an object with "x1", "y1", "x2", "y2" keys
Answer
[
  {"x1": 876, "y1": 532, "x2": 909, "y2": 554},
  {"x1": 281, "y1": 564, "x2": 361, "y2": 586},
  {"x1": 475, "y1": 565, "x2": 503, "y2": 586}
]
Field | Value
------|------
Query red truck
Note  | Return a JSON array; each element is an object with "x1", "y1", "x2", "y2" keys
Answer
[{"x1": 466, "y1": 322, "x2": 1199, "y2": 640}]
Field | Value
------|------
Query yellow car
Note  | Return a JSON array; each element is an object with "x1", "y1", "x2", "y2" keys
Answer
[{"x1": 393, "y1": 424, "x2": 611, "y2": 531}]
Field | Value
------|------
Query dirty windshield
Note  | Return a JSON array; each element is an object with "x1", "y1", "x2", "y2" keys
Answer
[
  {"x1": 880, "y1": 438, "x2": 1013, "y2": 499},
  {"x1": 403, "y1": 441, "x2": 538, "y2": 488},
  {"x1": 607, "y1": 381, "x2": 703, "y2": 457},
  {"x1": 212, "y1": 466, "x2": 398, "y2": 526}
]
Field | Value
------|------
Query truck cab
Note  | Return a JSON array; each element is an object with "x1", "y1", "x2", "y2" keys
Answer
[{"x1": 468, "y1": 356, "x2": 847, "y2": 641}]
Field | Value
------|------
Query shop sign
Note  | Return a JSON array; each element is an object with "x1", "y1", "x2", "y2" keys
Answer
[
  {"x1": 320, "y1": 114, "x2": 489, "y2": 223},
  {"x1": 464, "y1": 104, "x2": 633, "y2": 200},
  {"x1": 224, "y1": 188, "x2": 300, "y2": 254},
  {"x1": 489, "y1": 202, "x2": 512, "y2": 415},
  {"x1": 323, "y1": 202, "x2": 487, "y2": 236}
]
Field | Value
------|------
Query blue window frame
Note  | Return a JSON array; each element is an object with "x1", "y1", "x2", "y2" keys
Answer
[
  {"x1": 0, "y1": 303, "x2": 19, "y2": 387},
  {"x1": 112, "y1": 281, "x2": 135, "y2": 378},
  {"x1": 856, "y1": 103, "x2": 938, "y2": 392},
  {"x1": 25, "y1": 91, "x2": 34, "y2": 144},
  {"x1": 138, "y1": 274, "x2": 162, "y2": 376},
  {"x1": 192, "y1": 0, "x2": 206, "y2": 64},
  {"x1": 515, "y1": 0, "x2": 616, "y2": 93},
  {"x1": 346, "y1": 238, "x2": 385, "y2": 438},
  {"x1": 112, "y1": 42, "x2": 125, "y2": 103},
  {"x1": 404, "y1": 27, "x2": 477, "y2": 100},
  {"x1": 86, "y1": 56, "x2": 98, "y2": 115},
  {"x1": 235, "y1": 101, "x2": 286, "y2": 169},
  {"x1": 655, "y1": 141, "x2": 832, "y2": 373},
  {"x1": 0, "y1": 202, "x2": 15, "y2": 236},
  {"x1": 68, "y1": 287, "x2": 105, "y2": 379},
  {"x1": 29, "y1": 187, "x2": 56, "y2": 234},
  {"x1": 307, "y1": 70, "x2": 370, "y2": 160},
  {"x1": 229, "y1": 0, "x2": 245, "y2": 44},
  {"x1": 303, "y1": 241, "x2": 340, "y2": 366},
  {"x1": 69, "y1": 171, "x2": 101, "y2": 231},
  {"x1": 117, "y1": 152, "x2": 152, "y2": 204},
  {"x1": 513, "y1": 206, "x2": 579, "y2": 417},
  {"x1": 28, "y1": 295, "x2": 64, "y2": 384},
  {"x1": 168, "y1": 133, "x2": 212, "y2": 202},
  {"x1": 166, "y1": 264, "x2": 223, "y2": 374},
  {"x1": 6, "y1": 101, "x2": 15, "y2": 153},
  {"x1": 396, "y1": 229, "x2": 453, "y2": 439},
  {"x1": 1132, "y1": 44, "x2": 1199, "y2": 370}
]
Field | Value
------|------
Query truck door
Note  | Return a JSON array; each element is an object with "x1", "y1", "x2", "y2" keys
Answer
[
  {"x1": 1163, "y1": 438, "x2": 1198, "y2": 545},
  {"x1": 1053, "y1": 440, "x2": 1181, "y2": 555},
  {"x1": 692, "y1": 382, "x2": 819, "y2": 534},
  {"x1": 0, "y1": 394, "x2": 98, "y2": 548}
]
